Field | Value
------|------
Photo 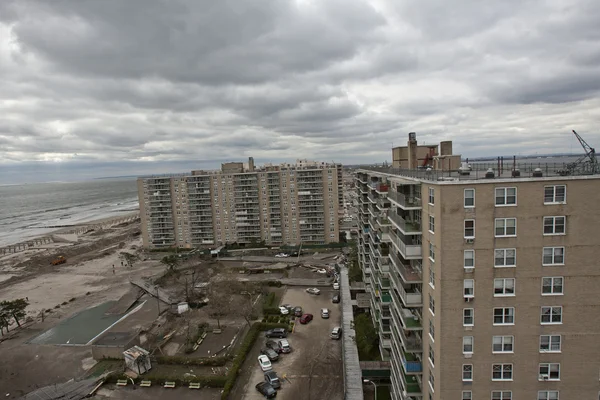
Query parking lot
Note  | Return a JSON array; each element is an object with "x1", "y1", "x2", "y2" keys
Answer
[{"x1": 239, "y1": 287, "x2": 344, "y2": 400}]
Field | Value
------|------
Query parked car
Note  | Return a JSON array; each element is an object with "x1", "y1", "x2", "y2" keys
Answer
[
  {"x1": 332, "y1": 294, "x2": 340, "y2": 303},
  {"x1": 275, "y1": 253, "x2": 289, "y2": 258},
  {"x1": 293, "y1": 306, "x2": 303, "y2": 317},
  {"x1": 266, "y1": 340, "x2": 283, "y2": 354},
  {"x1": 333, "y1": 282, "x2": 340, "y2": 290},
  {"x1": 265, "y1": 328, "x2": 288, "y2": 338},
  {"x1": 316, "y1": 268, "x2": 327, "y2": 274},
  {"x1": 261, "y1": 348, "x2": 279, "y2": 361},
  {"x1": 258, "y1": 354, "x2": 273, "y2": 372},
  {"x1": 264, "y1": 370, "x2": 281, "y2": 389},
  {"x1": 277, "y1": 339, "x2": 291, "y2": 353},
  {"x1": 299, "y1": 313, "x2": 314, "y2": 324},
  {"x1": 306, "y1": 287, "x2": 321, "y2": 295},
  {"x1": 331, "y1": 326, "x2": 342, "y2": 340},
  {"x1": 278, "y1": 306, "x2": 290, "y2": 315},
  {"x1": 321, "y1": 308, "x2": 330, "y2": 319},
  {"x1": 255, "y1": 382, "x2": 277, "y2": 398}
]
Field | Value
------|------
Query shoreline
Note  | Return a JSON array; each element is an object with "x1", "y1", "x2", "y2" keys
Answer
[{"x1": 0, "y1": 211, "x2": 140, "y2": 256}]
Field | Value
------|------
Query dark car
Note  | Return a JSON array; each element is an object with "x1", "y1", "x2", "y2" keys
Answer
[
  {"x1": 264, "y1": 371, "x2": 281, "y2": 389},
  {"x1": 299, "y1": 313, "x2": 313, "y2": 324},
  {"x1": 255, "y1": 382, "x2": 277, "y2": 398},
  {"x1": 266, "y1": 340, "x2": 283, "y2": 354},
  {"x1": 332, "y1": 294, "x2": 340, "y2": 303},
  {"x1": 293, "y1": 306, "x2": 303, "y2": 317},
  {"x1": 265, "y1": 328, "x2": 287, "y2": 338},
  {"x1": 261, "y1": 348, "x2": 279, "y2": 361}
]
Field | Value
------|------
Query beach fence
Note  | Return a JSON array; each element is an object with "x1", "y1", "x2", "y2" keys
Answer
[{"x1": 0, "y1": 213, "x2": 139, "y2": 256}]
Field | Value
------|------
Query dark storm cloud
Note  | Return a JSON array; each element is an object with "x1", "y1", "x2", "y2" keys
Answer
[{"x1": 1, "y1": 0, "x2": 600, "y2": 183}]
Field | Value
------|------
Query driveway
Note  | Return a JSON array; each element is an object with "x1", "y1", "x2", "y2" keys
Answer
[{"x1": 238, "y1": 287, "x2": 344, "y2": 400}]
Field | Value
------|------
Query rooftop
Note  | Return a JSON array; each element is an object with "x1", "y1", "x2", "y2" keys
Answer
[{"x1": 358, "y1": 160, "x2": 600, "y2": 183}]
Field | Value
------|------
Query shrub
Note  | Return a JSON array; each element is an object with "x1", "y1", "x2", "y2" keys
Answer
[
  {"x1": 155, "y1": 355, "x2": 230, "y2": 367},
  {"x1": 105, "y1": 373, "x2": 227, "y2": 387},
  {"x1": 61, "y1": 301, "x2": 68, "y2": 306},
  {"x1": 266, "y1": 281, "x2": 282, "y2": 287},
  {"x1": 69, "y1": 297, "x2": 76, "y2": 302},
  {"x1": 263, "y1": 307, "x2": 281, "y2": 316}
]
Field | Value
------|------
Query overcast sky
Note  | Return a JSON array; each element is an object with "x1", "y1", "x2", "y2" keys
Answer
[{"x1": 1, "y1": 0, "x2": 600, "y2": 183}]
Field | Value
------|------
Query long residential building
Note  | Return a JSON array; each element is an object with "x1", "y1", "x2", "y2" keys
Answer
[
  {"x1": 138, "y1": 157, "x2": 343, "y2": 249},
  {"x1": 356, "y1": 138, "x2": 600, "y2": 400}
]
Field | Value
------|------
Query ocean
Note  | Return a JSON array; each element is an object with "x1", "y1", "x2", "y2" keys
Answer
[{"x1": 0, "y1": 178, "x2": 139, "y2": 247}]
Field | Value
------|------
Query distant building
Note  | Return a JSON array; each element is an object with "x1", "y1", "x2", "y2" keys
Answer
[
  {"x1": 356, "y1": 138, "x2": 600, "y2": 400},
  {"x1": 392, "y1": 132, "x2": 461, "y2": 170},
  {"x1": 137, "y1": 157, "x2": 343, "y2": 249}
]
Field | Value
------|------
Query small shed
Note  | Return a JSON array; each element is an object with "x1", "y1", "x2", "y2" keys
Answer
[{"x1": 123, "y1": 346, "x2": 151, "y2": 375}]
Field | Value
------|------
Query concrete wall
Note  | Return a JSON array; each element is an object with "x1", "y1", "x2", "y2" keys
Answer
[{"x1": 91, "y1": 335, "x2": 139, "y2": 360}]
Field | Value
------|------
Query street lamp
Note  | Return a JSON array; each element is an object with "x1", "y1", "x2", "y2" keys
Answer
[{"x1": 363, "y1": 379, "x2": 377, "y2": 400}]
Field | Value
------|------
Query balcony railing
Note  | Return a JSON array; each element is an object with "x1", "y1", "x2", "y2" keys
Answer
[
  {"x1": 389, "y1": 212, "x2": 421, "y2": 234},
  {"x1": 390, "y1": 230, "x2": 423, "y2": 259},
  {"x1": 400, "y1": 365, "x2": 423, "y2": 395},
  {"x1": 398, "y1": 326, "x2": 423, "y2": 353},
  {"x1": 397, "y1": 284, "x2": 423, "y2": 307},
  {"x1": 390, "y1": 251, "x2": 422, "y2": 282},
  {"x1": 401, "y1": 352, "x2": 423, "y2": 374},
  {"x1": 386, "y1": 190, "x2": 422, "y2": 209},
  {"x1": 399, "y1": 307, "x2": 422, "y2": 330}
]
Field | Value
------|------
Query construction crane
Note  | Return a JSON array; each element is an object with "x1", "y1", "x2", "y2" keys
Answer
[{"x1": 558, "y1": 130, "x2": 599, "y2": 176}]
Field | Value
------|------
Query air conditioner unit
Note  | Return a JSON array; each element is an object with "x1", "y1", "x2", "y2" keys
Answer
[
  {"x1": 464, "y1": 326, "x2": 473, "y2": 331},
  {"x1": 464, "y1": 267, "x2": 474, "y2": 273},
  {"x1": 465, "y1": 238, "x2": 475, "y2": 244},
  {"x1": 464, "y1": 353, "x2": 473, "y2": 359},
  {"x1": 539, "y1": 374, "x2": 549, "y2": 381},
  {"x1": 464, "y1": 297, "x2": 473, "y2": 302}
]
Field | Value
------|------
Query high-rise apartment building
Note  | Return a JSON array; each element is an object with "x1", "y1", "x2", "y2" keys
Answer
[
  {"x1": 356, "y1": 142, "x2": 600, "y2": 400},
  {"x1": 138, "y1": 158, "x2": 343, "y2": 249}
]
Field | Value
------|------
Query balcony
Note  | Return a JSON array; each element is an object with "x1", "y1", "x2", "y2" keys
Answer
[
  {"x1": 399, "y1": 308, "x2": 422, "y2": 331},
  {"x1": 400, "y1": 366, "x2": 423, "y2": 395},
  {"x1": 387, "y1": 190, "x2": 422, "y2": 209},
  {"x1": 390, "y1": 251, "x2": 422, "y2": 282},
  {"x1": 367, "y1": 192, "x2": 377, "y2": 203},
  {"x1": 398, "y1": 325, "x2": 423, "y2": 353},
  {"x1": 390, "y1": 230, "x2": 423, "y2": 260},
  {"x1": 401, "y1": 352, "x2": 423, "y2": 374},
  {"x1": 389, "y1": 212, "x2": 421, "y2": 235}
]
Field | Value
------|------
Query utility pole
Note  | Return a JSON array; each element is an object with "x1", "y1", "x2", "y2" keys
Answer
[{"x1": 156, "y1": 287, "x2": 161, "y2": 314}]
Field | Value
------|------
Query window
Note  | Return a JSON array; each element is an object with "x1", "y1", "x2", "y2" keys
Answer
[
  {"x1": 492, "y1": 392, "x2": 512, "y2": 400},
  {"x1": 464, "y1": 250, "x2": 474, "y2": 269},
  {"x1": 429, "y1": 264, "x2": 435, "y2": 288},
  {"x1": 429, "y1": 242, "x2": 435, "y2": 261},
  {"x1": 543, "y1": 247, "x2": 565, "y2": 265},
  {"x1": 541, "y1": 306, "x2": 562, "y2": 324},
  {"x1": 428, "y1": 188, "x2": 435, "y2": 205},
  {"x1": 463, "y1": 336, "x2": 473, "y2": 354},
  {"x1": 464, "y1": 219, "x2": 475, "y2": 238},
  {"x1": 544, "y1": 185, "x2": 566, "y2": 204},
  {"x1": 495, "y1": 187, "x2": 517, "y2": 206},
  {"x1": 493, "y1": 307, "x2": 514, "y2": 325},
  {"x1": 544, "y1": 216, "x2": 566, "y2": 235},
  {"x1": 428, "y1": 345, "x2": 435, "y2": 367},
  {"x1": 463, "y1": 308, "x2": 474, "y2": 326},
  {"x1": 463, "y1": 279, "x2": 474, "y2": 298},
  {"x1": 542, "y1": 277, "x2": 563, "y2": 295},
  {"x1": 429, "y1": 319, "x2": 435, "y2": 341},
  {"x1": 495, "y1": 218, "x2": 517, "y2": 237},
  {"x1": 429, "y1": 215, "x2": 435, "y2": 233},
  {"x1": 462, "y1": 364, "x2": 473, "y2": 381},
  {"x1": 494, "y1": 248, "x2": 516, "y2": 267},
  {"x1": 464, "y1": 189, "x2": 475, "y2": 207},
  {"x1": 492, "y1": 364, "x2": 513, "y2": 381},
  {"x1": 462, "y1": 391, "x2": 472, "y2": 400},
  {"x1": 428, "y1": 368, "x2": 434, "y2": 392},
  {"x1": 539, "y1": 363, "x2": 560, "y2": 380},
  {"x1": 538, "y1": 390, "x2": 560, "y2": 400},
  {"x1": 494, "y1": 278, "x2": 515, "y2": 296},
  {"x1": 429, "y1": 294, "x2": 435, "y2": 315},
  {"x1": 540, "y1": 335, "x2": 561, "y2": 352},
  {"x1": 492, "y1": 336, "x2": 514, "y2": 353}
]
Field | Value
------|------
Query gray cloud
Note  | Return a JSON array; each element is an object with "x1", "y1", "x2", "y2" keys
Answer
[{"x1": 1, "y1": 0, "x2": 600, "y2": 183}]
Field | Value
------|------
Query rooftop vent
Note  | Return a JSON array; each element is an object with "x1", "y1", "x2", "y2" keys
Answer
[
  {"x1": 511, "y1": 169, "x2": 520, "y2": 177},
  {"x1": 533, "y1": 168, "x2": 543, "y2": 177},
  {"x1": 485, "y1": 168, "x2": 495, "y2": 179}
]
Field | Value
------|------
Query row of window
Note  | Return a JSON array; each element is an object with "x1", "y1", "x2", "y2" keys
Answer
[
  {"x1": 456, "y1": 306, "x2": 563, "y2": 328},
  {"x1": 463, "y1": 246, "x2": 565, "y2": 268},
  {"x1": 462, "y1": 276, "x2": 564, "y2": 297},
  {"x1": 462, "y1": 390, "x2": 559, "y2": 400},
  {"x1": 457, "y1": 185, "x2": 567, "y2": 208},
  {"x1": 459, "y1": 332, "x2": 561, "y2": 352},
  {"x1": 462, "y1": 363, "x2": 561, "y2": 382},
  {"x1": 463, "y1": 216, "x2": 566, "y2": 238}
]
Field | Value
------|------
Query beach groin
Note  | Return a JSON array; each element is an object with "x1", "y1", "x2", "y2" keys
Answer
[{"x1": 0, "y1": 213, "x2": 139, "y2": 256}]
